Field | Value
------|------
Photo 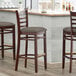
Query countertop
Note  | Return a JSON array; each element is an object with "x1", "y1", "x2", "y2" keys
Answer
[
  {"x1": 0, "y1": 8, "x2": 18, "y2": 12},
  {"x1": 0, "y1": 9, "x2": 70, "y2": 16}
]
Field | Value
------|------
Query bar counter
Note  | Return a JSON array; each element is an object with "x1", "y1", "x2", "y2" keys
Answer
[
  {"x1": 0, "y1": 9, "x2": 70, "y2": 63},
  {"x1": 0, "y1": 9, "x2": 17, "y2": 12},
  {"x1": 0, "y1": 9, "x2": 70, "y2": 16}
]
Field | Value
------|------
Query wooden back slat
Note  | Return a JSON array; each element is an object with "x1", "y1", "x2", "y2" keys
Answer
[
  {"x1": 71, "y1": 12, "x2": 76, "y2": 25},
  {"x1": 20, "y1": 17, "x2": 26, "y2": 19},
  {"x1": 16, "y1": 9, "x2": 28, "y2": 32},
  {"x1": 20, "y1": 21, "x2": 26, "y2": 23},
  {"x1": 70, "y1": 11, "x2": 76, "y2": 34}
]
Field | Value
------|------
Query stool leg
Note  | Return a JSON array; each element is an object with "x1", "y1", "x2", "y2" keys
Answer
[
  {"x1": 44, "y1": 32, "x2": 47, "y2": 70},
  {"x1": 15, "y1": 34, "x2": 20, "y2": 71},
  {"x1": 69, "y1": 39, "x2": 73, "y2": 73},
  {"x1": 34, "y1": 35, "x2": 38, "y2": 73},
  {"x1": 13, "y1": 27, "x2": 15, "y2": 60},
  {"x1": 25, "y1": 35, "x2": 28, "y2": 68},
  {"x1": 62, "y1": 32, "x2": 66, "y2": 69},
  {"x1": 1, "y1": 29, "x2": 4, "y2": 59}
]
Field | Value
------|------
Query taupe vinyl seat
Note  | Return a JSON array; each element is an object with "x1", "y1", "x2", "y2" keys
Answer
[
  {"x1": 0, "y1": 22, "x2": 15, "y2": 27},
  {"x1": 63, "y1": 27, "x2": 76, "y2": 35},
  {"x1": 21, "y1": 27, "x2": 47, "y2": 34}
]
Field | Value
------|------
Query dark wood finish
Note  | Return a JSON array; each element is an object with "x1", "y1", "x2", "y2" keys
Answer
[
  {"x1": 44, "y1": 32, "x2": 47, "y2": 70},
  {"x1": 0, "y1": 22, "x2": 15, "y2": 60},
  {"x1": 12, "y1": 26, "x2": 15, "y2": 60},
  {"x1": 1, "y1": 29, "x2": 4, "y2": 58},
  {"x1": 15, "y1": 9, "x2": 47, "y2": 73},
  {"x1": 62, "y1": 11, "x2": 76, "y2": 73},
  {"x1": 34, "y1": 34, "x2": 38, "y2": 73},
  {"x1": 62, "y1": 32, "x2": 65, "y2": 69},
  {"x1": 25, "y1": 35, "x2": 28, "y2": 68}
]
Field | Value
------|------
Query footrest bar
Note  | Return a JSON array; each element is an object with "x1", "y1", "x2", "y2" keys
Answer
[{"x1": 65, "y1": 55, "x2": 76, "y2": 60}]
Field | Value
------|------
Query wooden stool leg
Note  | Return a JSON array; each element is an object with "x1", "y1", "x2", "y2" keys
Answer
[
  {"x1": 25, "y1": 35, "x2": 28, "y2": 68},
  {"x1": 34, "y1": 35, "x2": 38, "y2": 73},
  {"x1": 62, "y1": 32, "x2": 66, "y2": 69},
  {"x1": 13, "y1": 26, "x2": 15, "y2": 60},
  {"x1": 15, "y1": 35, "x2": 20, "y2": 71},
  {"x1": 44, "y1": 32, "x2": 47, "y2": 70},
  {"x1": 1, "y1": 29, "x2": 4, "y2": 59},
  {"x1": 69, "y1": 39, "x2": 73, "y2": 73}
]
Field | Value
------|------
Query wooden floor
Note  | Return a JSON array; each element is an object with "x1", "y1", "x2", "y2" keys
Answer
[{"x1": 0, "y1": 52, "x2": 76, "y2": 76}]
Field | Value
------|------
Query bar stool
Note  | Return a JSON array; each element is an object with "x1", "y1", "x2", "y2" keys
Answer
[
  {"x1": 62, "y1": 11, "x2": 76, "y2": 73},
  {"x1": 15, "y1": 9, "x2": 47, "y2": 73},
  {"x1": 0, "y1": 22, "x2": 15, "y2": 60}
]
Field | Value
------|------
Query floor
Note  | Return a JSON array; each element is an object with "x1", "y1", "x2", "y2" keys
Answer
[{"x1": 0, "y1": 52, "x2": 76, "y2": 76}]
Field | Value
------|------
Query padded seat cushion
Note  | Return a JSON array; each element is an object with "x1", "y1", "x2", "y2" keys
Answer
[
  {"x1": 63, "y1": 27, "x2": 76, "y2": 35},
  {"x1": 0, "y1": 22, "x2": 15, "y2": 27},
  {"x1": 21, "y1": 27, "x2": 47, "y2": 34}
]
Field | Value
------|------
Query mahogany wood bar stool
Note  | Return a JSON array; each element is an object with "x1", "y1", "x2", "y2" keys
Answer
[
  {"x1": 15, "y1": 9, "x2": 47, "y2": 73},
  {"x1": 62, "y1": 11, "x2": 76, "y2": 73},
  {"x1": 0, "y1": 22, "x2": 15, "y2": 60}
]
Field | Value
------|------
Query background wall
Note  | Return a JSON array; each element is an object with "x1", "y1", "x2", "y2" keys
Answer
[{"x1": 0, "y1": 0, "x2": 38, "y2": 9}]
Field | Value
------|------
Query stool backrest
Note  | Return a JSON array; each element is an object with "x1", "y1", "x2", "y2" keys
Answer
[
  {"x1": 70, "y1": 11, "x2": 76, "y2": 34},
  {"x1": 16, "y1": 9, "x2": 28, "y2": 32}
]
